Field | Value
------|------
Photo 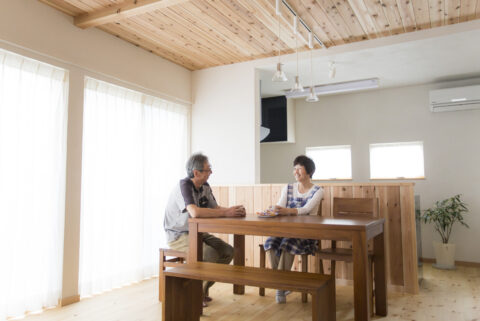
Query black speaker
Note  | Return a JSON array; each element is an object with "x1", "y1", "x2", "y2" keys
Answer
[{"x1": 261, "y1": 96, "x2": 287, "y2": 142}]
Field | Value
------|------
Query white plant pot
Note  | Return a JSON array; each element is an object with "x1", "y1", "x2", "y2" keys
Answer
[{"x1": 433, "y1": 241, "x2": 456, "y2": 270}]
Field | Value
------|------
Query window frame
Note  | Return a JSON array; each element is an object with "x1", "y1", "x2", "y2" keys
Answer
[
  {"x1": 369, "y1": 141, "x2": 426, "y2": 180},
  {"x1": 306, "y1": 145, "x2": 353, "y2": 181}
]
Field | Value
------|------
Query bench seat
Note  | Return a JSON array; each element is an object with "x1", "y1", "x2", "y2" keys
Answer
[{"x1": 162, "y1": 262, "x2": 335, "y2": 321}]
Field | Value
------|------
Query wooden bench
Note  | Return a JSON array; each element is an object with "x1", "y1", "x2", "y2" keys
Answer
[{"x1": 162, "y1": 262, "x2": 336, "y2": 321}]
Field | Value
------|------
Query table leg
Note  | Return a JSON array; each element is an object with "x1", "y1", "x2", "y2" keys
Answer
[
  {"x1": 188, "y1": 222, "x2": 203, "y2": 263},
  {"x1": 233, "y1": 234, "x2": 245, "y2": 294},
  {"x1": 353, "y1": 231, "x2": 371, "y2": 321},
  {"x1": 373, "y1": 231, "x2": 387, "y2": 316}
]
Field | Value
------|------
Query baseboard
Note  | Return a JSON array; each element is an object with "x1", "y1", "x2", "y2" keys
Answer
[
  {"x1": 60, "y1": 295, "x2": 80, "y2": 306},
  {"x1": 421, "y1": 257, "x2": 480, "y2": 268}
]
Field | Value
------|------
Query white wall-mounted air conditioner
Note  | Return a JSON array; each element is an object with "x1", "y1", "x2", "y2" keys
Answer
[{"x1": 429, "y1": 84, "x2": 480, "y2": 112}]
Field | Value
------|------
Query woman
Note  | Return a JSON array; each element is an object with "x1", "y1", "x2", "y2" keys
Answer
[{"x1": 263, "y1": 155, "x2": 323, "y2": 304}]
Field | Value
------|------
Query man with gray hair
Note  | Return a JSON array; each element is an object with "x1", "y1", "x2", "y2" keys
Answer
[{"x1": 164, "y1": 153, "x2": 246, "y2": 306}]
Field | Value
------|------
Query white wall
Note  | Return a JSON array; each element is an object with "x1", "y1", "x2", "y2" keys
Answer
[
  {"x1": 0, "y1": 0, "x2": 191, "y2": 303},
  {"x1": 260, "y1": 81, "x2": 480, "y2": 263},
  {"x1": 191, "y1": 62, "x2": 260, "y2": 185}
]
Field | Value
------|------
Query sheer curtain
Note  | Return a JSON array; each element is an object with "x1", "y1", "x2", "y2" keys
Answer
[
  {"x1": 0, "y1": 49, "x2": 68, "y2": 320},
  {"x1": 79, "y1": 77, "x2": 188, "y2": 297}
]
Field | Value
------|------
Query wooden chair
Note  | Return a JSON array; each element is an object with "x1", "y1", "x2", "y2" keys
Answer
[
  {"x1": 317, "y1": 197, "x2": 378, "y2": 315},
  {"x1": 159, "y1": 248, "x2": 187, "y2": 302},
  {"x1": 258, "y1": 200, "x2": 324, "y2": 302}
]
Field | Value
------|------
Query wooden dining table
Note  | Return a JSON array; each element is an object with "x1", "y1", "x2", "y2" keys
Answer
[{"x1": 188, "y1": 215, "x2": 387, "y2": 321}]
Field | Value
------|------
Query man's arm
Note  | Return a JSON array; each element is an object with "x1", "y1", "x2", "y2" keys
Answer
[{"x1": 187, "y1": 204, "x2": 245, "y2": 218}]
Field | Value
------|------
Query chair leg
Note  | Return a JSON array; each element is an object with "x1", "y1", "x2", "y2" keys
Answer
[
  {"x1": 369, "y1": 256, "x2": 374, "y2": 316},
  {"x1": 301, "y1": 254, "x2": 308, "y2": 303},
  {"x1": 259, "y1": 245, "x2": 265, "y2": 296},
  {"x1": 159, "y1": 249, "x2": 165, "y2": 302}
]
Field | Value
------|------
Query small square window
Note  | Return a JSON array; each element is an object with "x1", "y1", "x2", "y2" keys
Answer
[
  {"x1": 306, "y1": 145, "x2": 352, "y2": 180},
  {"x1": 369, "y1": 142, "x2": 425, "y2": 179}
]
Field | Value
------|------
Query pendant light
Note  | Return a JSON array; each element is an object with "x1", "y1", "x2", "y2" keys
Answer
[
  {"x1": 290, "y1": 16, "x2": 304, "y2": 93},
  {"x1": 272, "y1": 0, "x2": 287, "y2": 82},
  {"x1": 306, "y1": 32, "x2": 318, "y2": 103}
]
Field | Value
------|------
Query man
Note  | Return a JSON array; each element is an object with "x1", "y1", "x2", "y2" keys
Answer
[{"x1": 164, "y1": 153, "x2": 246, "y2": 306}]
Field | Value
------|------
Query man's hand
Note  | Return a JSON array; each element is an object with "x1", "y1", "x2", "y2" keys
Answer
[{"x1": 226, "y1": 205, "x2": 246, "y2": 217}]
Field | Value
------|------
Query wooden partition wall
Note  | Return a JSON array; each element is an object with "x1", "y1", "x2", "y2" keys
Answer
[{"x1": 211, "y1": 183, "x2": 419, "y2": 294}]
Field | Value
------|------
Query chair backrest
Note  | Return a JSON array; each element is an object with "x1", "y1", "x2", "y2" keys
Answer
[
  {"x1": 317, "y1": 198, "x2": 323, "y2": 216},
  {"x1": 332, "y1": 197, "x2": 378, "y2": 219}
]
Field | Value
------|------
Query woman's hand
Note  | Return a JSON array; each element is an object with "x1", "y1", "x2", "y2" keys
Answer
[{"x1": 273, "y1": 206, "x2": 297, "y2": 216}]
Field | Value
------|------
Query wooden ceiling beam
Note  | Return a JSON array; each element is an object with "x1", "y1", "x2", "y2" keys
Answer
[{"x1": 74, "y1": 0, "x2": 191, "y2": 29}]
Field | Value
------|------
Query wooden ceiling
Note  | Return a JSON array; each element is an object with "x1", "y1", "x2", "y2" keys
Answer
[{"x1": 39, "y1": 0, "x2": 480, "y2": 71}]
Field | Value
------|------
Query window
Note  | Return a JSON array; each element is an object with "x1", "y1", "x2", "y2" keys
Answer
[
  {"x1": 369, "y1": 142, "x2": 425, "y2": 179},
  {"x1": 79, "y1": 77, "x2": 188, "y2": 297},
  {"x1": 306, "y1": 145, "x2": 352, "y2": 180},
  {"x1": 0, "y1": 49, "x2": 68, "y2": 319}
]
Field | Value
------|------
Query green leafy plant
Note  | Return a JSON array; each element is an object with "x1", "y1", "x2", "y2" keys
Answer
[{"x1": 420, "y1": 194, "x2": 469, "y2": 244}]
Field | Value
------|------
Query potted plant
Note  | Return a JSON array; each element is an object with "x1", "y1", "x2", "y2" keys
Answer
[{"x1": 420, "y1": 194, "x2": 469, "y2": 269}]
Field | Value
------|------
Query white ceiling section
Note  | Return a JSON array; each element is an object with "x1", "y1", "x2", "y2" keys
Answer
[{"x1": 259, "y1": 20, "x2": 480, "y2": 97}]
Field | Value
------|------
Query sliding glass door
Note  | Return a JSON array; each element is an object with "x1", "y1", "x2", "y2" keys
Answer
[{"x1": 0, "y1": 49, "x2": 68, "y2": 319}]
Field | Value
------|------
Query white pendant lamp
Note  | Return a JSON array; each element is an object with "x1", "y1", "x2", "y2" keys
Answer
[
  {"x1": 290, "y1": 16, "x2": 303, "y2": 93},
  {"x1": 306, "y1": 34, "x2": 318, "y2": 103},
  {"x1": 272, "y1": 1, "x2": 287, "y2": 82}
]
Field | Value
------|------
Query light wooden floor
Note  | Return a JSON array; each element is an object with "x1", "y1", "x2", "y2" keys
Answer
[{"x1": 22, "y1": 263, "x2": 480, "y2": 321}]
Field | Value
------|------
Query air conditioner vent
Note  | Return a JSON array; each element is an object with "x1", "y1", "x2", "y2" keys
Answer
[{"x1": 430, "y1": 85, "x2": 480, "y2": 112}]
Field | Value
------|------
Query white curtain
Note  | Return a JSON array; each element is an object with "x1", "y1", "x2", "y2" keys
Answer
[
  {"x1": 79, "y1": 77, "x2": 188, "y2": 297},
  {"x1": 0, "y1": 49, "x2": 68, "y2": 320}
]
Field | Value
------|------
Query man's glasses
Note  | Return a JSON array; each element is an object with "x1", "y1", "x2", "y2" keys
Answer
[{"x1": 198, "y1": 168, "x2": 212, "y2": 173}]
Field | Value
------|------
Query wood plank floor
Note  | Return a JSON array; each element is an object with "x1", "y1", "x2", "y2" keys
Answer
[{"x1": 22, "y1": 263, "x2": 480, "y2": 321}]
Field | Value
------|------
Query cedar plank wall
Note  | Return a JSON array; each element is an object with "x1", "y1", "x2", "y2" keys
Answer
[{"x1": 211, "y1": 183, "x2": 418, "y2": 294}]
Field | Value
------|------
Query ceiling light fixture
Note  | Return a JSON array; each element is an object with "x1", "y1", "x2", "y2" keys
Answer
[
  {"x1": 290, "y1": 16, "x2": 304, "y2": 93},
  {"x1": 306, "y1": 33, "x2": 318, "y2": 103},
  {"x1": 271, "y1": 0, "x2": 324, "y2": 83},
  {"x1": 272, "y1": 0, "x2": 287, "y2": 82},
  {"x1": 285, "y1": 78, "x2": 380, "y2": 99}
]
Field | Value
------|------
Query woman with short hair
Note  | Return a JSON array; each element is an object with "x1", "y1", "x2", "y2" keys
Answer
[{"x1": 263, "y1": 155, "x2": 323, "y2": 303}]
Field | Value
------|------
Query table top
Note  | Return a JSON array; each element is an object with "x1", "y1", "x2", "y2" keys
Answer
[{"x1": 189, "y1": 215, "x2": 384, "y2": 231}]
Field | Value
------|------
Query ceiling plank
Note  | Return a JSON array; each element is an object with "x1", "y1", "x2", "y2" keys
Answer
[
  {"x1": 323, "y1": 0, "x2": 369, "y2": 41},
  {"x1": 135, "y1": 12, "x2": 235, "y2": 65},
  {"x1": 411, "y1": 0, "x2": 431, "y2": 30},
  {"x1": 361, "y1": 0, "x2": 392, "y2": 36},
  {"x1": 345, "y1": 0, "x2": 379, "y2": 39},
  {"x1": 459, "y1": 0, "x2": 477, "y2": 22},
  {"x1": 37, "y1": 0, "x2": 84, "y2": 16},
  {"x1": 207, "y1": 0, "x2": 279, "y2": 54},
  {"x1": 122, "y1": 17, "x2": 223, "y2": 67},
  {"x1": 160, "y1": 7, "x2": 249, "y2": 61},
  {"x1": 428, "y1": 0, "x2": 445, "y2": 27},
  {"x1": 74, "y1": 0, "x2": 191, "y2": 29},
  {"x1": 100, "y1": 23, "x2": 202, "y2": 70},
  {"x1": 445, "y1": 0, "x2": 461, "y2": 24},
  {"x1": 314, "y1": 0, "x2": 357, "y2": 42},
  {"x1": 396, "y1": 0, "x2": 417, "y2": 32},
  {"x1": 178, "y1": 1, "x2": 269, "y2": 57},
  {"x1": 189, "y1": 0, "x2": 273, "y2": 56},
  {"x1": 382, "y1": 0, "x2": 406, "y2": 35}
]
